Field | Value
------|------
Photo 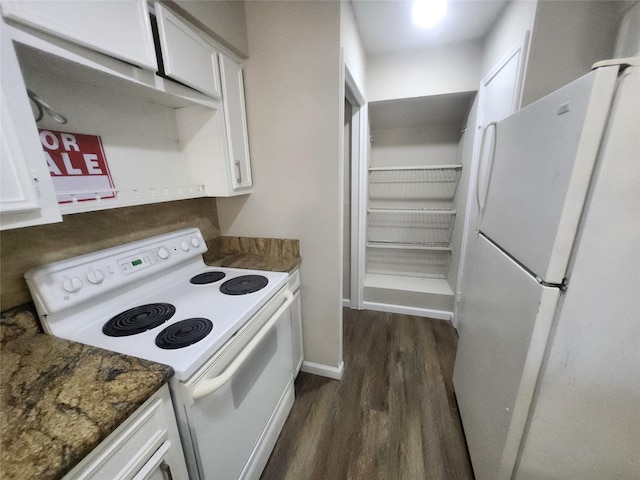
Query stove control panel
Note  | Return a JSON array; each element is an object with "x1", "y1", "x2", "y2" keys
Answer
[
  {"x1": 118, "y1": 247, "x2": 170, "y2": 274},
  {"x1": 25, "y1": 228, "x2": 208, "y2": 315}
]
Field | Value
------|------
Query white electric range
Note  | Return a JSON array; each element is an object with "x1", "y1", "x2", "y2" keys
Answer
[{"x1": 25, "y1": 228, "x2": 296, "y2": 480}]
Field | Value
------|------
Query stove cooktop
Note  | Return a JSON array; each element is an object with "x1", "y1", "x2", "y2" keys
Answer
[
  {"x1": 24, "y1": 229, "x2": 289, "y2": 381},
  {"x1": 57, "y1": 266, "x2": 287, "y2": 380}
]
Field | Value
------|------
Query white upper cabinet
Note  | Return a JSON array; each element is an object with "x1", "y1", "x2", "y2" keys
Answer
[
  {"x1": 0, "y1": 1, "x2": 252, "y2": 231},
  {"x1": 154, "y1": 3, "x2": 221, "y2": 99},
  {"x1": 0, "y1": 0, "x2": 157, "y2": 70},
  {"x1": 1, "y1": 87, "x2": 39, "y2": 214},
  {"x1": 0, "y1": 20, "x2": 62, "y2": 230},
  {"x1": 220, "y1": 54, "x2": 252, "y2": 190}
]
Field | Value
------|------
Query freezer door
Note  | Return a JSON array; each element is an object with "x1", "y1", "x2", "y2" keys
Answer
[
  {"x1": 478, "y1": 67, "x2": 618, "y2": 284},
  {"x1": 453, "y1": 234, "x2": 560, "y2": 480}
]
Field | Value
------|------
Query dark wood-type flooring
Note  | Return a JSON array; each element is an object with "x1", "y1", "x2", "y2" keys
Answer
[{"x1": 261, "y1": 308, "x2": 474, "y2": 480}]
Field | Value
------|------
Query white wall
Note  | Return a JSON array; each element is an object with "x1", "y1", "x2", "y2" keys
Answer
[
  {"x1": 341, "y1": 0, "x2": 367, "y2": 95},
  {"x1": 522, "y1": 0, "x2": 622, "y2": 106},
  {"x1": 370, "y1": 125, "x2": 460, "y2": 168},
  {"x1": 216, "y1": 1, "x2": 344, "y2": 373},
  {"x1": 481, "y1": 0, "x2": 537, "y2": 78},
  {"x1": 616, "y1": 1, "x2": 640, "y2": 57},
  {"x1": 482, "y1": 1, "x2": 626, "y2": 108},
  {"x1": 366, "y1": 40, "x2": 483, "y2": 102}
]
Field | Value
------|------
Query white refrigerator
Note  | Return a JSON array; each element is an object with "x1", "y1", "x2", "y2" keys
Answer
[{"x1": 453, "y1": 59, "x2": 640, "y2": 480}]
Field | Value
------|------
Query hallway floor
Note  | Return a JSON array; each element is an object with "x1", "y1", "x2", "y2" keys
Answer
[{"x1": 261, "y1": 308, "x2": 474, "y2": 480}]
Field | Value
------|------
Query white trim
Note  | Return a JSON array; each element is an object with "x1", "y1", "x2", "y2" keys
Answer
[
  {"x1": 362, "y1": 301, "x2": 453, "y2": 322},
  {"x1": 344, "y1": 62, "x2": 368, "y2": 311},
  {"x1": 345, "y1": 65, "x2": 366, "y2": 106},
  {"x1": 342, "y1": 298, "x2": 352, "y2": 308},
  {"x1": 354, "y1": 102, "x2": 368, "y2": 310},
  {"x1": 300, "y1": 360, "x2": 344, "y2": 380}
]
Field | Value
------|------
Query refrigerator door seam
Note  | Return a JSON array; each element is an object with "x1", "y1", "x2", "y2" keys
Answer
[
  {"x1": 480, "y1": 232, "x2": 567, "y2": 290},
  {"x1": 535, "y1": 277, "x2": 568, "y2": 291}
]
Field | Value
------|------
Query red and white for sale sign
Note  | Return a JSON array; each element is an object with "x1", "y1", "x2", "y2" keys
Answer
[{"x1": 39, "y1": 129, "x2": 116, "y2": 204}]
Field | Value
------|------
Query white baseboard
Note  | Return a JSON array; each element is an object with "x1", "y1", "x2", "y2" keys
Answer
[
  {"x1": 362, "y1": 301, "x2": 453, "y2": 321},
  {"x1": 342, "y1": 298, "x2": 352, "y2": 308},
  {"x1": 300, "y1": 360, "x2": 344, "y2": 380}
]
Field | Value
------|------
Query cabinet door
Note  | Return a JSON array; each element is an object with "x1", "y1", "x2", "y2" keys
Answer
[
  {"x1": 220, "y1": 54, "x2": 252, "y2": 190},
  {"x1": 0, "y1": 20, "x2": 61, "y2": 230},
  {"x1": 131, "y1": 442, "x2": 182, "y2": 480},
  {"x1": 63, "y1": 385, "x2": 188, "y2": 480},
  {"x1": 0, "y1": 86, "x2": 39, "y2": 213},
  {"x1": 154, "y1": 4, "x2": 221, "y2": 99},
  {"x1": 0, "y1": 0, "x2": 157, "y2": 70},
  {"x1": 291, "y1": 289, "x2": 304, "y2": 374}
]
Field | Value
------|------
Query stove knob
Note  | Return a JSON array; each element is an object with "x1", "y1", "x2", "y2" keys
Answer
[
  {"x1": 62, "y1": 277, "x2": 82, "y2": 294},
  {"x1": 87, "y1": 269, "x2": 105, "y2": 285},
  {"x1": 191, "y1": 237, "x2": 200, "y2": 248},
  {"x1": 158, "y1": 247, "x2": 170, "y2": 260},
  {"x1": 180, "y1": 241, "x2": 190, "y2": 251}
]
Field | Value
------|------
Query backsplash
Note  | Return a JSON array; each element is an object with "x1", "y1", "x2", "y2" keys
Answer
[{"x1": 0, "y1": 198, "x2": 220, "y2": 311}]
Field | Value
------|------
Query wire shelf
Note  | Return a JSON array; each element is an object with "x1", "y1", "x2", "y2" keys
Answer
[
  {"x1": 368, "y1": 164, "x2": 461, "y2": 182},
  {"x1": 368, "y1": 165, "x2": 462, "y2": 209},
  {"x1": 367, "y1": 209, "x2": 456, "y2": 246},
  {"x1": 366, "y1": 246, "x2": 451, "y2": 279}
]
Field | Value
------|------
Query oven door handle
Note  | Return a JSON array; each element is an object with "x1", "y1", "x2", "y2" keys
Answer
[{"x1": 192, "y1": 290, "x2": 294, "y2": 400}]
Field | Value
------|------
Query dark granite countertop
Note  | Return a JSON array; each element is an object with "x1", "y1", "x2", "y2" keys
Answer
[
  {"x1": 204, "y1": 236, "x2": 301, "y2": 273},
  {"x1": 0, "y1": 306, "x2": 173, "y2": 480}
]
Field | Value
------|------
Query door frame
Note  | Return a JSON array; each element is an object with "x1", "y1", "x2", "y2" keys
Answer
[{"x1": 344, "y1": 64, "x2": 367, "y2": 309}]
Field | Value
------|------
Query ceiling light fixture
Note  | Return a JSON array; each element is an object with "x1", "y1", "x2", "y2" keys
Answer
[{"x1": 412, "y1": 0, "x2": 447, "y2": 28}]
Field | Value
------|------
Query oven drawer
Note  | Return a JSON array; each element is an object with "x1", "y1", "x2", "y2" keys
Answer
[{"x1": 186, "y1": 290, "x2": 295, "y2": 479}]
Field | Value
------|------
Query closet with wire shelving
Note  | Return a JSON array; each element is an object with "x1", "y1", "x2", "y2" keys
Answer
[{"x1": 363, "y1": 92, "x2": 474, "y2": 318}]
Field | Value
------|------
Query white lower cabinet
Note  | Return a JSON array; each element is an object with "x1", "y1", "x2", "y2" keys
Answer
[
  {"x1": 64, "y1": 384, "x2": 188, "y2": 480},
  {"x1": 288, "y1": 269, "x2": 304, "y2": 374}
]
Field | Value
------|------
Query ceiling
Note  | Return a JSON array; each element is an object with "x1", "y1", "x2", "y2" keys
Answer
[{"x1": 350, "y1": 0, "x2": 509, "y2": 55}]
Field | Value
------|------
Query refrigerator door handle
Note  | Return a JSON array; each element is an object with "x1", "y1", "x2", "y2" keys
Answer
[{"x1": 475, "y1": 121, "x2": 498, "y2": 232}]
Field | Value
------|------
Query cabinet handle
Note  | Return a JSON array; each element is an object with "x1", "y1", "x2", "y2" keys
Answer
[
  {"x1": 235, "y1": 160, "x2": 242, "y2": 184},
  {"x1": 160, "y1": 461, "x2": 173, "y2": 480}
]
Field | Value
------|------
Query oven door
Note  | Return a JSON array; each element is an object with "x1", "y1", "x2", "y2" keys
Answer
[{"x1": 182, "y1": 289, "x2": 295, "y2": 480}]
